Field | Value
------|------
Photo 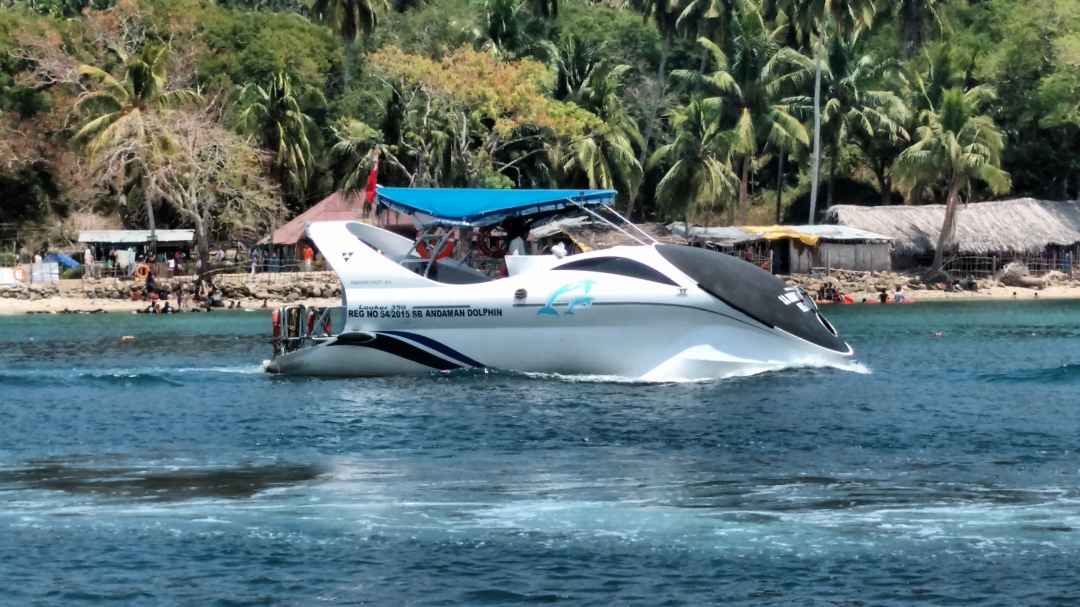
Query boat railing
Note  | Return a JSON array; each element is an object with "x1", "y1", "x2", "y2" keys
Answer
[{"x1": 272, "y1": 304, "x2": 342, "y2": 356}]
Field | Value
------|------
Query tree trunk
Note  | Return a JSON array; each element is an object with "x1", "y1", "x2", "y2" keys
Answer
[
  {"x1": 738, "y1": 154, "x2": 750, "y2": 224},
  {"x1": 902, "y1": 0, "x2": 923, "y2": 58},
  {"x1": 875, "y1": 163, "x2": 891, "y2": 206},
  {"x1": 343, "y1": 38, "x2": 356, "y2": 88},
  {"x1": 194, "y1": 213, "x2": 210, "y2": 278},
  {"x1": 826, "y1": 140, "x2": 838, "y2": 210},
  {"x1": 775, "y1": 151, "x2": 784, "y2": 223},
  {"x1": 931, "y1": 181, "x2": 963, "y2": 273},
  {"x1": 808, "y1": 52, "x2": 822, "y2": 225},
  {"x1": 143, "y1": 195, "x2": 157, "y2": 258},
  {"x1": 628, "y1": 30, "x2": 672, "y2": 221}
]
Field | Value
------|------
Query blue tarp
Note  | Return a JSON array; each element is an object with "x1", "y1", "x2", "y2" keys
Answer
[
  {"x1": 376, "y1": 187, "x2": 616, "y2": 225},
  {"x1": 44, "y1": 253, "x2": 80, "y2": 269}
]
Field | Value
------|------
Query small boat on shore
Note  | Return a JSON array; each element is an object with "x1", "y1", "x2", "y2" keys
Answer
[{"x1": 264, "y1": 188, "x2": 853, "y2": 380}]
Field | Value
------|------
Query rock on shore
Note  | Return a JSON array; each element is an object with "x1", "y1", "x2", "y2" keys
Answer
[{"x1": 1, "y1": 272, "x2": 343, "y2": 302}]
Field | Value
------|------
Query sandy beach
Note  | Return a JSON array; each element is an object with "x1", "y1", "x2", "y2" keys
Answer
[
  {"x1": 3, "y1": 282, "x2": 1079, "y2": 316},
  {"x1": 835, "y1": 284, "x2": 1080, "y2": 303}
]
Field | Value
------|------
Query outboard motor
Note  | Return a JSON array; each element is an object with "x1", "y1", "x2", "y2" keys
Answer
[{"x1": 656, "y1": 245, "x2": 849, "y2": 353}]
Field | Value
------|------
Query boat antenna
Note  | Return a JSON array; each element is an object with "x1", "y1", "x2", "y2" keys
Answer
[
  {"x1": 572, "y1": 199, "x2": 650, "y2": 246},
  {"x1": 601, "y1": 205, "x2": 659, "y2": 244}
]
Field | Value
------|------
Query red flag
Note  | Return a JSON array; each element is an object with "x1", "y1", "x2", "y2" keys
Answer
[{"x1": 363, "y1": 152, "x2": 380, "y2": 213}]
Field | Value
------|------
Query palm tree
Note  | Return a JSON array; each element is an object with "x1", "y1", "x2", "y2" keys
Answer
[
  {"x1": 785, "y1": 34, "x2": 908, "y2": 209},
  {"x1": 529, "y1": 0, "x2": 557, "y2": 19},
  {"x1": 482, "y1": 0, "x2": 529, "y2": 55},
  {"x1": 648, "y1": 99, "x2": 738, "y2": 223},
  {"x1": 330, "y1": 117, "x2": 382, "y2": 198},
  {"x1": 767, "y1": 0, "x2": 875, "y2": 45},
  {"x1": 628, "y1": 0, "x2": 681, "y2": 216},
  {"x1": 74, "y1": 45, "x2": 200, "y2": 247},
  {"x1": 894, "y1": 0, "x2": 943, "y2": 57},
  {"x1": 674, "y1": 9, "x2": 810, "y2": 223},
  {"x1": 764, "y1": 0, "x2": 875, "y2": 222},
  {"x1": 675, "y1": 0, "x2": 738, "y2": 67},
  {"x1": 311, "y1": 0, "x2": 390, "y2": 86},
  {"x1": 545, "y1": 34, "x2": 603, "y2": 101},
  {"x1": 238, "y1": 72, "x2": 323, "y2": 199},
  {"x1": 561, "y1": 64, "x2": 644, "y2": 202},
  {"x1": 894, "y1": 87, "x2": 1011, "y2": 273}
]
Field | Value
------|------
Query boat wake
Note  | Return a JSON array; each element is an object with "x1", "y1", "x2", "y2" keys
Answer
[
  {"x1": 978, "y1": 362, "x2": 1080, "y2": 384},
  {"x1": 515, "y1": 357, "x2": 870, "y2": 385},
  {"x1": 0, "y1": 365, "x2": 264, "y2": 388}
]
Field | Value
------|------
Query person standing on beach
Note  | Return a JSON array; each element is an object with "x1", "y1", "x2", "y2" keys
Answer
[
  {"x1": 302, "y1": 243, "x2": 314, "y2": 272},
  {"x1": 84, "y1": 246, "x2": 94, "y2": 278}
]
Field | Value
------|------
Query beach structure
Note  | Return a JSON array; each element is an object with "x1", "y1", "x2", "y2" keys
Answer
[
  {"x1": 827, "y1": 198, "x2": 1080, "y2": 274},
  {"x1": 270, "y1": 192, "x2": 414, "y2": 246},
  {"x1": 265, "y1": 192, "x2": 414, "y2": 270},
  {"x1": 669, "y1": 224, "x2": 892, "y2": 274},
  {"x1": 79, "y1": 229, "x2": 195, "y2": 275}
]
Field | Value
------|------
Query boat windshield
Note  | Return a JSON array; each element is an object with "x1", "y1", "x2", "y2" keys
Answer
[{"x1": 375, "y1": 187, "x2": 658, "y2": 281}]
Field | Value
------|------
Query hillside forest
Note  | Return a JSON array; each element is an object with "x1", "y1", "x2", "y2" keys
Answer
[{"x1": 1, "y1": 0, "x2": 1079, "y2": 267}]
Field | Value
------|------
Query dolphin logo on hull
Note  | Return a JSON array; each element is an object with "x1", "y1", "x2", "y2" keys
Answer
[{"x1": 538, "y1": 279, "x2": 595, "y2": 316}]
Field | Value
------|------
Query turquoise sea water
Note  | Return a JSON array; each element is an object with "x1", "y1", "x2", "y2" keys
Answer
[{"x1": 2, "y1": 301, "x2": 1080, "y2": 605}]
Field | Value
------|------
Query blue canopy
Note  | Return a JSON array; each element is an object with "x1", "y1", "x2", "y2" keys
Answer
[
  {"x1": 376, "y1": 187, "x2": 616, "y2": 226},
  {"x1": 44, "y1": 253, "x2": 80, "y2": 269}
]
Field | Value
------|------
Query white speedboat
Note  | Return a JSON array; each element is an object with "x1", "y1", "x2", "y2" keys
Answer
[{"x1": 265, "y1": 188, "x2": 853, "y2": 380}]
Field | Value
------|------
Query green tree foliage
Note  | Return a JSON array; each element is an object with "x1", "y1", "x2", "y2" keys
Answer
[
  {"x1": 6, "y1": 0, "x2": 1080, "y2": 264},
  {"x1": 330, "y1": 117, "x2": 381, "y2": 197},
  {"x1": 894, "y1": 87, "x2": 1010, "y2": 272},
  {"x1": 649, "y1": 99, "x2": 737, "y2": 222},
  {"x1": 312, "y1": 0, "x2": 391, "y2": 85},
  {"x1": 73, "y1": 44, "x2": 200, "y2": 238},
  {"x1": 238, "y1": 71, "x2": 323, "y2": 202},
  {"x1": 0, "y1": 0, "x2": 114, "y2": 17},
  {"x1": 785, "y1": 33, "x2": 907, "y2": 207},
  {"x1": 675, "y1": 7, "x2": 809, "y2": 222},
  {"x1": 560, "y1": 64, "x2": 644, "y2": 201}
]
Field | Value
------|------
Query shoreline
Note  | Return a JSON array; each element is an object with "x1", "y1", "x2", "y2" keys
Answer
[
  {"x1": 0, "y1": 297, "x2": 341, "y2": 315},
  {"x1": 3, "y1": 287, "x2": 1079, "y2": 316},
  {"x1": 824, "y1": 285, "x2": 1080, "y2": 304}
]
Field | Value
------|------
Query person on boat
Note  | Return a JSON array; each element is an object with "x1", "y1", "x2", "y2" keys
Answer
[
  {"x1": 502, "y1": 217, "x2": 530, "y2": 256},
  {"x1": 878, "y1": 290, "x2": 888, "y2": 304},
  {"x1": 893, "y1": 286, "x2": 905, "y2": 304}
]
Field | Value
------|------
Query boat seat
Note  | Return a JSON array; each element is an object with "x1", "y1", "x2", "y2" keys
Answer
[{"x1": 399, "y1": 258, "x2": 493, "y2": 285}]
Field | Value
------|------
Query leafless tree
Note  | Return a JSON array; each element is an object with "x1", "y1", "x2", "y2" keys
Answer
[{"x1": 140, "y1": 110, "x2": 285, "y2": 273}]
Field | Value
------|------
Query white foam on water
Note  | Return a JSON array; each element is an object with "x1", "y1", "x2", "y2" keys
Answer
[{"x1": 519, "y1": 357, "x2": 871, "y2": 384}]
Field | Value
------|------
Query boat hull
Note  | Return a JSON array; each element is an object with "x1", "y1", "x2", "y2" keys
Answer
[{"x1": 265, "y1": 301, "x2": 852, "y2": 381}]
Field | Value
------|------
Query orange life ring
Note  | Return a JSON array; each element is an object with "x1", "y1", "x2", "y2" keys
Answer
[
  {"x1": 272, "y1": 308, "x2": 281, "y2": 340},
  {"x1": 416, "y1": 239, "x2": 455, "y2": 260},
  {"x1": 13, "y1": 267, "x2": 26, "y2": 282},
  {"x1": 134, "y1": 264, "x2": 150, "y2": 279}
]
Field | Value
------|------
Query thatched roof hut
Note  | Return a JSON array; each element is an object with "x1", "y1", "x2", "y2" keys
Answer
[{"x1": 827, "y1": 198, "x2": 1080, "y2": 257}]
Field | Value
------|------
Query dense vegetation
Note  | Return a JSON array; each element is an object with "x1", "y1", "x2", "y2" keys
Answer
[{"x1": 1, "y1": 0, "x2": 1079, "y2": 267}]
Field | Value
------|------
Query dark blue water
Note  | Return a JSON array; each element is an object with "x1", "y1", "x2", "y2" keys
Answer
[{"x1": 2, "y1": 302, "x2": 1080, "y2": 605}]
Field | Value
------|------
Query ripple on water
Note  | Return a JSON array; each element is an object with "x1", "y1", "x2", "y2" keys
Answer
[{"x1": 1, "y1": 304, "x2": 1080, "y2": 604}]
